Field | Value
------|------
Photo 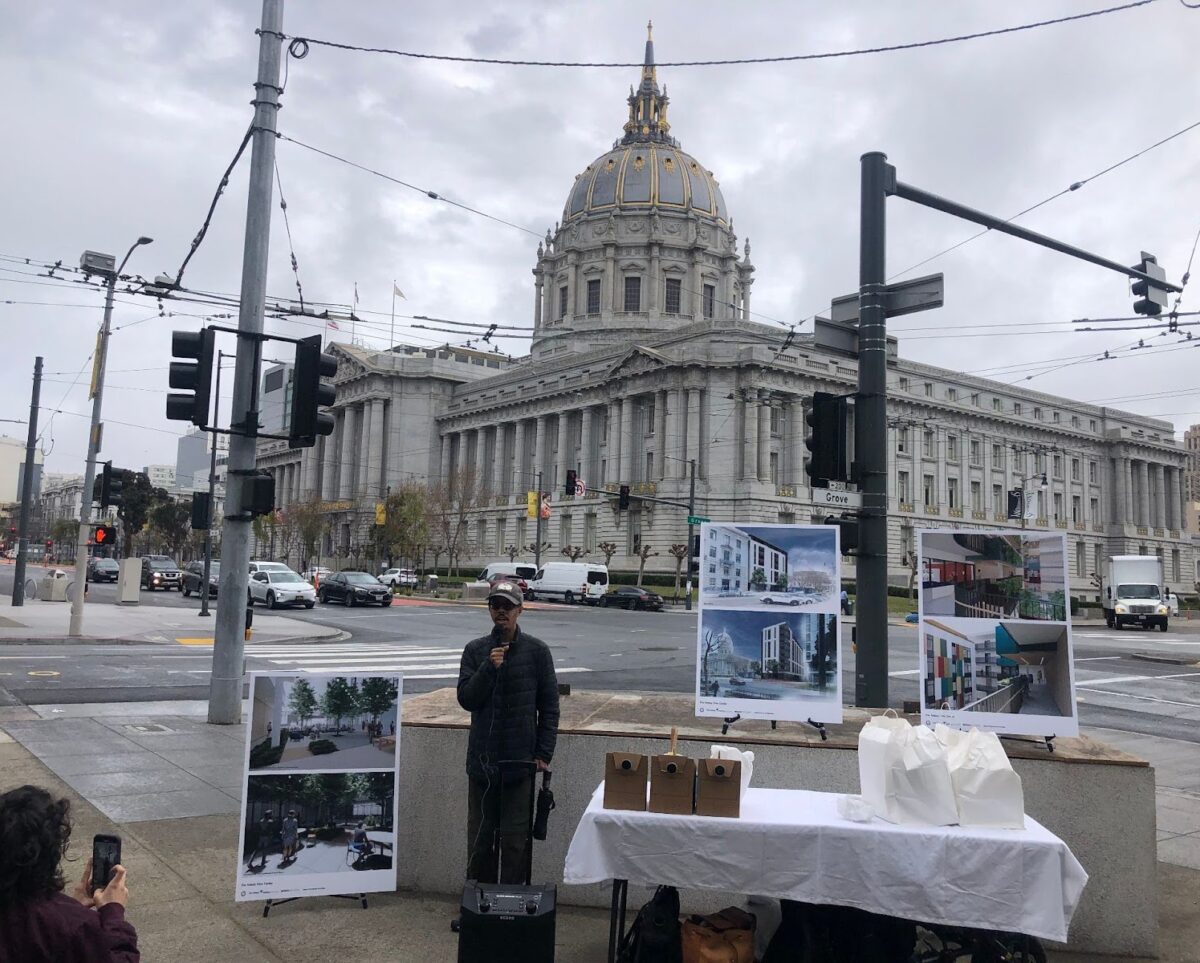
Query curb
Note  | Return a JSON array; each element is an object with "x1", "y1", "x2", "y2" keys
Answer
[{"x1": 1130, "y1": 652, "x2": 1200, "y2": 667}]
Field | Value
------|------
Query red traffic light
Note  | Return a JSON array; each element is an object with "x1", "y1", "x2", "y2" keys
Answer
[{"x1": 93, "y1": 525, "x2": 116, "y2": 546}]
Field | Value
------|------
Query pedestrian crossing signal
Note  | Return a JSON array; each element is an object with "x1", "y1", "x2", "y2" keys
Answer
[{"x1": 93, "y1": 525, "x2": 116, "y2": 546}]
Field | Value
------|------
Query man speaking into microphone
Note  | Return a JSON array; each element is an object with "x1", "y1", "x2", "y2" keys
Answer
[{"x1": 457, "y1": 580, "x2": 559, "y2": 884}]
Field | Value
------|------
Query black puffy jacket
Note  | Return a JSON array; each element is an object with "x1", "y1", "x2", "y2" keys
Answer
[{"x1": 457, "y1": 626, "x2": 559, "y2": 782}]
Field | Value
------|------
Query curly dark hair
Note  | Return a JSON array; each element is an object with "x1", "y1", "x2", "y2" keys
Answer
[{"x1": 0, "y1": 785, "x2": 72, "y2": 908}]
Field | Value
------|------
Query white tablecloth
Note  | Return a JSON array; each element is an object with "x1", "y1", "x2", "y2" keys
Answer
[{"x1": 564, "y1": 785, "x2": 1088, "y2": 943}]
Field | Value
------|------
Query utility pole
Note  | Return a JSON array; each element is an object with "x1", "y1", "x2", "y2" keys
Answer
[
  {"x1": 69, "y1": 238, "x2": 152, "y2": 636},
  {"x1": 12, "y1": 357, "x2": 42, "y2": 606},
  {"x1": 685, "y1": 458, "x2": 696, "y2": 612},
  {"x1": 854, "y1": 152, "x2": 890, "y2": 709},
  {"x1": 533, "y1": 470, "x2": 544, "y2": 570},
  {"x1": 199, "y1": 351, "x2": 225, "y2": 618},
  {"x1": 209, "y1": 0, "x2": 284, "y2": 725}
]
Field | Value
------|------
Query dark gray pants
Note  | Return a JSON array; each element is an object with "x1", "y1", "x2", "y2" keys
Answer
[{"x1": 467, "y1": 774, "x2": 532, "y2": 884}]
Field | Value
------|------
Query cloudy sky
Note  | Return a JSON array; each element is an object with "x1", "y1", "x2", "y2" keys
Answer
[{"x1": 3, "y1": 1, "x2": 1198, "y2": 477}]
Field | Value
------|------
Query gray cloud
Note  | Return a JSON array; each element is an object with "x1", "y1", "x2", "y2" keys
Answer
[{"x1": 3, "y1": 0, "x2": 1198, "y2": 474}]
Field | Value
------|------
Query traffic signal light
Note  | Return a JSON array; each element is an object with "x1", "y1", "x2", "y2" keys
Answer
[
  {"x1": 289, "y1": 334, "x2": 337, "y2": 448},
  {"x1": 93, "y1": 525, "x2": 116, "y2": 546},
  {"x1": 804, "y1": 392, "x2": 848, "y2": 488},
  {"x1": 1131, "y1": 252, "x2": 1168, "y2": 317},
  {"x1": 241, "y1": 472, "x2": 275, "y2": 517},
  {"x1": 822, "y1": 515, "x2": 858, "y2": 554},
  {"x1": 166, "y1": 327, "x2": 216, "y2": 426},
  {"x1": 190, "y1": 492, "x2": 211, "y2": 531},
  {"x1": 618, "y1": 485, "x2": 630, "y2": 510},
  {"x1": 95, "y1": 462, "x2": 126, "y2": 509},
  {"x1": 564, "y1": 469, "x2": 577, "y2": 497}
]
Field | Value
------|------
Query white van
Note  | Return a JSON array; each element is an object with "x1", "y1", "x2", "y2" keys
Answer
[
  {"x1": 528, "y1": 562, "x2": 609, "y2": 605},
  {"x1": 479, "y1": 561, "x2": 538, "y2": 583}
]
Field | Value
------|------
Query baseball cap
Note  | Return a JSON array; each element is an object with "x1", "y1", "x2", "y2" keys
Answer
[{"x1": 487, "y1": 581, "x2": 523, "y2": 607}]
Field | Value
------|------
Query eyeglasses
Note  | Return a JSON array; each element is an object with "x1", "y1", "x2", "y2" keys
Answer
[{"x1": 488, "y1": 599, "x2": 516, "y2": 611}]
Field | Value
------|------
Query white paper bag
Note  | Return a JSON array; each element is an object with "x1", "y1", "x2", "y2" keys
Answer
[
  {"x1": 944, "y1": 729, "x2": 1025, "y2": 829},
  {"x1": 859, "y1": 715, "x2": 958, "y2": 826},
  {"x1": 710, "y1": 744, "x2": 754, "y2": 798}
]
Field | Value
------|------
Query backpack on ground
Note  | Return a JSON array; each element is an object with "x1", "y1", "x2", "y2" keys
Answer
[{"x1": 617, "y1": 885, "x2": 683, "y2": 963}]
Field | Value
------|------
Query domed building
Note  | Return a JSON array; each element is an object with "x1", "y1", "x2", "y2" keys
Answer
[{"x1": 254, "y1": 28, "x2": 1193, "y2": 598}]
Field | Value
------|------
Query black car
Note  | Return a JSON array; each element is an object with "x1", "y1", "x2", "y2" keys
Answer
[
  {"x1": 318, "y1": 571, "x2": 393, "y2": 607},
  {"x1": 182, "y1": 560, "x2": 220, "y2": 598},
  {"x1": 86, "y1": 558, "x2": 120, "y2": 583},
  {"x1": 141, "y1": 556, "x2": 182, "y2": 591},
  {"x1": 601, "y1": 586, "x2": 664, "y2": 611}
]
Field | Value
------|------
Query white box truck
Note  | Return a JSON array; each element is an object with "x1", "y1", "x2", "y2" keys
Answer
[
  {"x1": 527, "y1": 561, "x2": 609, "y2": 604},
  {"x1": 1103, "y1": 555, "x2": 1169, "y2": 632}
]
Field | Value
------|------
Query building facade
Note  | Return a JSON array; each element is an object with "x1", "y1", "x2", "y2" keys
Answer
[
  {"x1": 1185, "y1": 424, "x2": 1200, "y2": 503},
  {"x1": 253, "y1": 30, "x2": 1195, "y2": 597}
]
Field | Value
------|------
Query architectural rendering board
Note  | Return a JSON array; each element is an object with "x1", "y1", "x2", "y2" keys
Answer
[
  {"x1": 918, "y1": 531, "x2": 1078, "y2": 738},
  {"x1": 236, "y1": 671, "x2": 402, "y2": 902},
  {"x1": 696, "y1": 523, "x2": 843, "y2": 723}
]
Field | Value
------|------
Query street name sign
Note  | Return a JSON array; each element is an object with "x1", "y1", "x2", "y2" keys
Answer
[
  {"x1": 812, "y1": 488, "x2": 863, "y2": 509},
  {"x1": 687, "y1": 515, "x2": 711, "y2": 525}
]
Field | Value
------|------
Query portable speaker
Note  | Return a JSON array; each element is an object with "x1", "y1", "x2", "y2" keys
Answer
[{"x1": 457, "y1": 882, "x2": 556, "y2": 963}]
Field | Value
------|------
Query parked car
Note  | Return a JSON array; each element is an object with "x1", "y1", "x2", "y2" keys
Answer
[
  {"x1": 304, "y1": 566, "x2": 333, "y2": 583},
  {"x1": 141, "y1": 556, "x2": 182, "y2": 591},
  {"x1": 379, "y1": 568, "x2": 418, "y2": 587},
  {"x1": 488, "y1": 573, "x2": 529, "y2": 598},
  {"x1": 760, "y1": 592, "x2": 802, "y2": 606},
  {"x1": 86, "y1": 558, "x2": 120, "y2": 583},
  {"x1": 250, "y1": 569, "x2": 317, "y2": 609},
  {"x1": 601, "y1": 586, "x2": 664, "y2": 611},
  {"x1": 318, "y1": 571, "x2": 393, "y2": 607},
  {"x1": 182, "y1": 560, "x2": 220, "y2": 597},
  {"x1": 478, "y1": 561, "x2": 538, "y2": 583},
  {"x1": 905, "y1": 611, "x2": 920, "y2": 624}
]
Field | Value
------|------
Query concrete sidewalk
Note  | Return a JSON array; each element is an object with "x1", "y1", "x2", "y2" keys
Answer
[
  {"x1": 0, "y1": 598, "x2": 344, "y2": 646},
  {"x1": 2, "y1": 704, "x2": 1199, "y2": 960}
]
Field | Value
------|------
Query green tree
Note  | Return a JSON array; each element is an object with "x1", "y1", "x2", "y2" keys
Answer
[
  {"x1": 285, "y1": 498, "x2": 328, "y2": 571},
  {"x1": 288, "y1": 678, "x2": 318, "y2": 728},
  {"x1": 149, "y1": 500, "x2": 191, "y2": 560},
  {"x1": 358, "y1": 676, "x2": 398, "y2": 727},
  {"x1": 380, "y1": 483, "x2": 430, "y2": 567},
  {"x1": 750, "y1": 566, "x2": 767, "y2": 590},
  {"x1": 321, "y1": 676, "x2": 359, "y2": 733},
  {"x1": 118, "y1": 472, "x2": 167, "y2": 552}
]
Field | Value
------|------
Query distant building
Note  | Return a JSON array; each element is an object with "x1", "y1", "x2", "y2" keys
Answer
[
  {"x1": 143, "y1": 464, "x2": 176, "y2": 491},
  {"x1": 0, "y1": 435, "x2": 43, "y2": 504},
  {"x1": 261, "y1": 363, "x2": 294, "y2": 435},
  {"x1": 1186, "y1": 424, "x2": 1200, "y2": 502},
  {"x1": 176, "y1": 427, "x2": 226, "y2": 492}
]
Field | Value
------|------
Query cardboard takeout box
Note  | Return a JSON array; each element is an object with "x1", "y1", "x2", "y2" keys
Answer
[
  {"x1": 603, "y1": 752, "x2": 649, "y2": 811},
  {"x1": 648, "y1": 754, "x2": 696, "y2": 815},
  {"x1": 695, "y1": 758, "x2": 742, "y2": 818}
]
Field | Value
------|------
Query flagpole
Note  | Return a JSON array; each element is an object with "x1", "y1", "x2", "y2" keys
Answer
[
  {"x1": 352, "y1": 281, "x2": 358, "y2": 346},
  {"x1": 390, "y1": 279, "x2": 396, "y2": 348}
]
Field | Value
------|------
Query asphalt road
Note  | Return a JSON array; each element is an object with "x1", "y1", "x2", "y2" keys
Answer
[{"x1": 3, "y1": 563, "x2": 1198, "y2": 743}]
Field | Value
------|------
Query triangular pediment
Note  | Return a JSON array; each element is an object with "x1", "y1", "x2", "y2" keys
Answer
[{"x1": 604, "y1": 344, "x2": 674, "y2": 379}]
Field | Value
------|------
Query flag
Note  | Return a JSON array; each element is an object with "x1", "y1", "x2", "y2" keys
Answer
[
  {"x1": 353, "y1": 282, "x2": 359, "y2": 306},
  {"x1": 393, "y1": 283, "x2": 406, "y2": 300},
  {"x1": 327, "y1": 319, "x2": 340, "y2": 330}
]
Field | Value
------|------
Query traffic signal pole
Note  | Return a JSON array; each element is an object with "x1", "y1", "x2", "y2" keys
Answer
[
  {"x1": 209, "y1": 0, "x2": 284, "y2": 725},
  {"x1": 199, "y1": 352, "x2": 225, "y2": 618},
  {"x1": 12, "y1": 356, "x2": 42, "y2": 606},
  {"x1": 854, "y1": 152, "x2": 891, "y2": 709}
]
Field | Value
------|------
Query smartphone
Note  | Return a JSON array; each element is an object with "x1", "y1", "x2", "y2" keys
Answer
[{"x1": 92, "y1": 834, "x2": 121, "y2": 893}]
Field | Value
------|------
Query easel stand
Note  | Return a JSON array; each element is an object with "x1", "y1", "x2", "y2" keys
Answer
[
  {"x1": 262, "y1": 892, "x2": 368, "y2": 917},
  {"x1": 1000, "y1": 734, "x2": 1056, "y2": 754},
  {"x1": 720, "y1": 714, "x2": 782, "y2": 736},
  {"x1": 805, "y1": 718, "x2": 828, "y2": 742}
]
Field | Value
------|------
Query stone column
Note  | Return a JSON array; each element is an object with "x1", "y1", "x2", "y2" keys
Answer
[
  {"x1": 666, "y1": 389, "x2": 684, "y2": 479},
  {"x1": 439, "y1": 432, "x2": 452, "y2": 485},
  {"x1": 686, "y1": 388, "x2": 701, "y2": 476},
  {"x1": 474, "y1": 426, "x2": 488, "y2": 496},
  {"x1": 298, "y1": 447, "x2": 312, "y2": 501},
  {"x1": 623, "y1": 397, "x2": 639, "y2": 483},
  {"x1": 742, "y1": 394, "x2": 758, "y2": 482},
  {"x1": 533, "y1": 415, "x2": 548, "y2": 488},
  {"x1": 1122, "y1": 457, "x2": 1133, "y2": 525},
  {"x1": 492, "y1": 423, "x2": 508, "y2": 501},
  {"x1": 655, "y1": 390, "x2": 668, "y2": 479},
  {"x1": 511, "y1": 420, "x2": 527, "y2": 495},
  {"x1": 649, "y1": 242, "x2": 661, "y2": 315},
  {"x1": 556, "y1": 412, "x2": 571, "y2": 491},
  {"x1": 788, "y1": 396, "x2": 805, "y2": 484},
  {"x1": 579, "y1": 407, "x2": 594, "y2": 484},
  {"x1": 533, "y1": 274, "x2": 543, "y2": 330},
  {"x1": 1154, "y1": 464, "x2": 1167, "y2": 530},
  {"x1": 566, "y1": 251, "x2": 578, "y2": 319},
  {"x1": 757, "y1": 393, "x2": 770, "y2": 483},
  {"x1": 322, "y1": 417, "x2": 339, "y2": 499},
  {"x1": 356, "y1": 400, "x2": 373, "y2": 496},
  {"x1": 1176, "y1": 467, "x2": 1188, "y2": 532},
  {"x1": 1113, "y1": 456, "x2": 1126, "y2": 527},
  {"x1": 337, "y1": 405, "x2": 358, "y2": 499},
  {"x1": 1135, "y1": 460, "x2": 1150, "y2": 527},
  {"x1": 370, "y1": 399, "x2": 386, "y2": 495},
  {"x1": 606, "y1": 401, "x2": 620, "y2": 483},
  {"x1": 603, "y1": 244, "x2": 616, "y2": 313}
]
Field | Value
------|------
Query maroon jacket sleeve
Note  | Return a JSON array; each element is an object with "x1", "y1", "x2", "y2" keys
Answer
[{"x1": 69, "y1": 904, "x2": 140, "y2": 963}]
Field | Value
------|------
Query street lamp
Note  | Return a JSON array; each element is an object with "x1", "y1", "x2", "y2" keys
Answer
[{"x1": 68, "y1": 236, "x2": 153, "y2": 637}]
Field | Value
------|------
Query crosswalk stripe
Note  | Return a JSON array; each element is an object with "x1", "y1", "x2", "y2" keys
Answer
[
  {"x1": 263, "y1": 659, "x2": 462, "y2": 670},
  {"x1": 246, "y1": 647, "x2": 460, "y2": 657},
  {"x1": 257, "y1": 665, "x2": 595, "y2": 675}
]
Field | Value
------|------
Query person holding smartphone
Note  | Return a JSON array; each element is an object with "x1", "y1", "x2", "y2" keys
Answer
[
  {"x1": 0, "y1": 785, "x2": 139, "y2": 962},
  {"x1": 456, "y1": 581, "x2": 559, "y2": 885}
]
